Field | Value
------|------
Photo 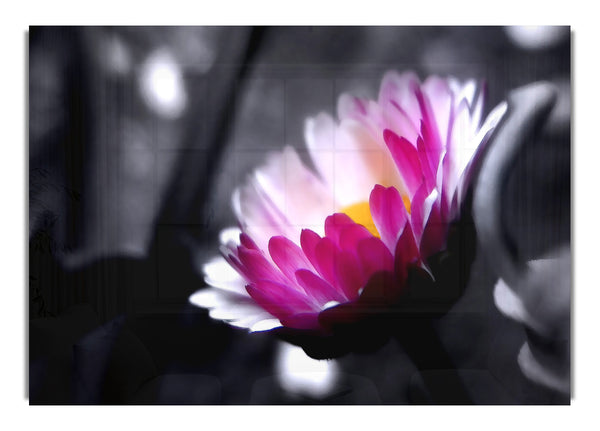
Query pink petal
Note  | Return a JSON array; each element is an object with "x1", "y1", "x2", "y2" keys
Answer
[
  {"x1": 385, "y1": 100, "x2": 420, "y2": 143},
  {"x1": 414, "y1": 87, "x2": 443, "y2": 155},
  {"x1": 280, "y1": 312, "x2": 321, "y2": 330},
  {"x1": 394, "y1": 222, "x2": 419, "y2": 281},
  {"x1": 237, "y1": 247, "x2": 288, "y2": 285},
  {"x1": 356, "y1": 270, "x2": 399, "y2": 305},
  {"x1": 338, "y1": 223, "x2": 373, "y2": 253},
  {"x1": 295, "y1": 268, "x2": 347, "y2": 305},
  {"x1": 334, "y1": 250, "x2": 364, "y2": 300},
  {"x1": 420, "y1": 201, "x2": 446, "y2": 259},
  {"x1": 268, "y1": 236, "x2": 314, "y2": 285},
  {"x1": 422, "y1": 76, "x2": 453, "y2": 147},
  {"x1": 300, "y1": 228, "x2": 322, "y2": 271},
  {"x1": 369, "y1": 184, "x2": 409, "y2": 252},
  {"x1": 378, "y1": 71, "x2": 421, "y2": 123},
  {"x1": 240, "y1": 232, "x2": 260, "y2": 250},
  {"x1": 439, "y1": 153, "x2": 453, "y2": 221},
  {"x1": 383, "y1": 129, "x2": 423, "y2": 197},
  {"x1": 337, "y1": 94, "x2": 368, "y2": 120},
  {"x1": 357, "y1": 236, "x2": 394, "y2": 275},
  {"x1": 313, "y1": 237, "x2": 339, "y2": 286},
  {"x1": 324, "y1": 213, "x2": 355, "y2": 247},
  {"x1": 416, "y1": 134, "x2": 437, "y2": 192},
  {"x1": 246, "y1": 280, "x2": 317, "y2": 319},
  {"x1": 410, "y1": 183, "x2": 435, "y2": 243}
]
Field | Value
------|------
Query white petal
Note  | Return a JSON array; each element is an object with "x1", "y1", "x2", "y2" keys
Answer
[
  {"x1": 422, "y1": 76, "x2": 453, "y2": 146},
  {"x1": 450, "y1": 99, "x2": 477, "y2": 179},
  {"x1": 381, "y1": 98, "x2": 419, "y2": 143},
  {"x1": 233, "y1": 176, "x2": 293, "y2": 250},
  {"x1": 190, "y1": 287, "x2": 279, "y2": 330},
  {"x1": 473, "y1": 101, "x2": 508, "y2": 148},
  {"x1": 469, "y1": 86, "x2": 485, "y2": 136},
  {"x1": 219, "y1": 227, "x2": 241, "y2": 246},
  {"x1": 307, "y1": 116, "x2": 405, "y2": 207},
  {"x1": 378, "y1": 71, "x2": 421, "y2": 124},
  {"x1": 421, "y1": 188, "x2": 439, "y2": 233},
  {"x1": 209, "y1": 302, "x2": 265, "y2": 321},
  {"x1": 230, "y1": 312, "x2": 279, "y2": 330},
  {"x1": 256, "y1": 146, "x2": 335, "y2": 235},
  {"x1": 455, "y1": 79, "x2": 478, "y2": 109},
  {"x1": 203, "y1": 256, "x2": 247, "y2": 295},
  {"x1": 189, "y1": 288, "x2": 231, "y2": 308},
  {"x1": 235, "y1": 145, "x2": 336, "y2": 243},
  {"x1": 249, "y1": 318, "x2": 283, "y2": 332}
]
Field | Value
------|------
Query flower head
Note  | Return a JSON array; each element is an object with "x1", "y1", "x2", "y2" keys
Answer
[{"x1": 191, "y1": 71, "x2": 506, "y2": 334}]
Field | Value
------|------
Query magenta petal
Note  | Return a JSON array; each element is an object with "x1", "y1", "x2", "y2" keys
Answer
[
  {"x1": 394, "y1": 223, "x2": 420, "y2": 282},
  {"x1": 295, "y1": 269, "x2": 346, "y2": 305},
  {"x1": 395, "y1": 222, "x2": 419, "y2": 264},
  {"x1": 237, "y1": 247, "x2": 287, "y2": 285},
  {"x1": 239, "y1": 232, "x2": 260, "y2": 250},
  {"x1": 324, "y1": 213, "x2": 355, "y2": 247},
  {"x1": 313, "y1": 237, "x2": 339, "y2": 287},
  {"x1": 420, "y1": 201, "x2": 446, "y2": 259},
  {"x1": 357, "y1": 236, "x2": 394, "y2": 275},
  {"x1": 334, "y1": 250, "x2": 364, "y2": 300},
  {"x1": 338, "y1": 223, "x2": 373, "y2": 253},
  {"x1": 357, "y1": 270, "x2": 399, "y2": 305},
  {"x1": 383, "y1": 129, "x2": 423, "y2": 197},
  {"x1": 422, "y1": 76, "x2": 453, "y2": 146},
  {"x1": 414, "y1": 87, "x2": 443, "y2": 155},
  {"x1": 300, "y1": 229, "x2": 322, "y2": 269},
  {"x1": 369, "y1": 185, "x2": 408, "y2": 252},
  {"x1": 268, "y1": 236, "x2": 313, "y2": 284},
  {"x1": 410, "y1": 182, "x2": 429, "y2": 242},
  {"x1": 280, "y1": 312, "x2": 321, "y2": 330},
  {"x1": 416, "y1": 134, "x2": 437, "y2": 191},
  {"x1": 439, "y1": 151, "x2": 454, "y2": 221},
  {"x1": 246, "y1": 280, "x2": 317, "y2": 319}
]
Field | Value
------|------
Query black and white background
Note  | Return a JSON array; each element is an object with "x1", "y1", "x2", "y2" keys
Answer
[
  {"x1": 27, "y1": 25, "x2": 571, "y2": 405},
  {"x1": 4, "y1": 1, "x2": 599, "y2": 427}
]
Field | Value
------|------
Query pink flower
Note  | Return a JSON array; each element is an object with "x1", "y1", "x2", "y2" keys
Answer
[{"x1": 190, "y1": 71, "x2": 506, "y2": 334}]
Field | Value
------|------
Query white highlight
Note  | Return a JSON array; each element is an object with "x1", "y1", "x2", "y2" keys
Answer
[
  {"x1": 219, "y1": 227, "x2": 242, "y2": 246},
  {"x1": 189, "y1": 289, "x2": 221, "y2": 308},
  {"x1": 139, "y1": 49, "x2": 187, "y2": 119},
  {"x1": 275, "y1": 342, "x2": 339, "y2": 398},
  {"x1": 249, "y1": 318, "x2": 282, "y2": 332},
  {"x1": 322, "y1": 300, "x2": 340, "y2": 310},
  {"x1": 505, "y1": 26, "x2": 568, "y2": 50},
  {"x1": 203, "y1": 256, "x2": 247, "y2": 295}
]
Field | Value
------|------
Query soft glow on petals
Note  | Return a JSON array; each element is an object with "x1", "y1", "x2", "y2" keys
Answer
[{"x1": 191, "y1": 71, "x2": 505, "y2": 333}]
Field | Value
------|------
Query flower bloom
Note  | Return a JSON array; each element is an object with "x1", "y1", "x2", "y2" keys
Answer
[{"x1": 190, "y1": 71, "x2": 506, "y2": 333}]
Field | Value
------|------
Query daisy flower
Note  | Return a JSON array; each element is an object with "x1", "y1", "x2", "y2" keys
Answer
[{"x1": 190, "y1": 71, "x2": 506, "y2": 334}]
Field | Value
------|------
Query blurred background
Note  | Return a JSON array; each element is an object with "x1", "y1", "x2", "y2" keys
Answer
[{"x1": 28, "y1": 26, "x2": 570, "y2": 404}]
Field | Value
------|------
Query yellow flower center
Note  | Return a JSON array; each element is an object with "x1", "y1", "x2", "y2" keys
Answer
[{"x1": 341, "y1": 196, "x2": 411, "y2": 239}]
